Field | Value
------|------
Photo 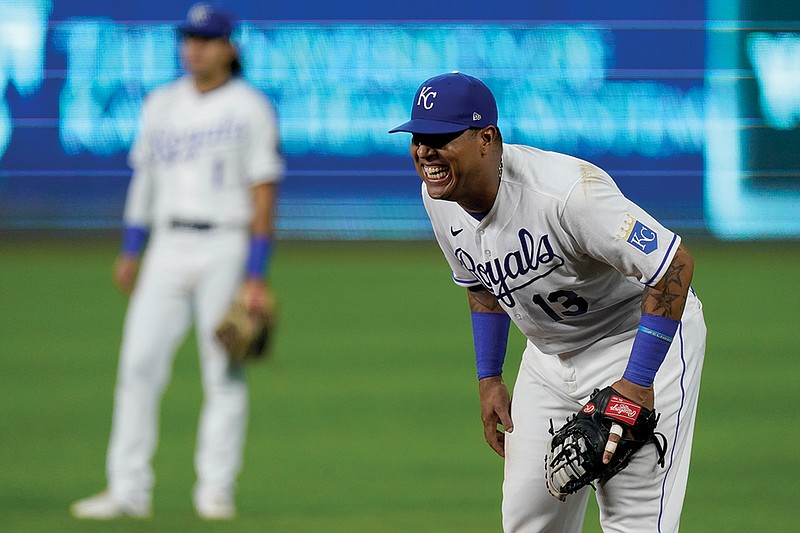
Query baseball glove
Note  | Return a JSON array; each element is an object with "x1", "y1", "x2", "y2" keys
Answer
[
  {"x1": 544, "y1": 386, "x2": 667, "y2": 500},
  {"x1": 215, "y1": 287, "x2": 277, "y2": 363}
]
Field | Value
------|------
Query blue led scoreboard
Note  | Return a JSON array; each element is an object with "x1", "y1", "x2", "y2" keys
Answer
[{"x1": 0, "y1": 1, "x2": 798, "y2": 238}]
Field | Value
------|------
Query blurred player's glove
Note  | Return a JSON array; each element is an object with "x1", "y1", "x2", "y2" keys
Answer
[
  {"x1": 544, "y1": 386, "x2": 667, "y2": 501},
  {"x1": 215, "y1": 287, "x2": 277, "y2": 363}
]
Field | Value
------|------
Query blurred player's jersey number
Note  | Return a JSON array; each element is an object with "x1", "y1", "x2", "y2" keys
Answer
[{"x1": 213, "y1": 159, "x2": 224, "y2": 187}]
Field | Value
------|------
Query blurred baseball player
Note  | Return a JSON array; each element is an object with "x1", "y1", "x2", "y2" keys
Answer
[
  {"x1": 390, "y1": 72, "x2": 706, "y2": 532},
  {"x1": 70, "y1": 3, "x2": 283, "y2": 520}
]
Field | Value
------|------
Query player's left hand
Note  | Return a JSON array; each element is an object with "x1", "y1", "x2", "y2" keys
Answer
[
  {"x1": 478, "y1": 376, "x2": 514, "y2": 457},
  {"x1": 603, "y1": 378, "x2": 654, "y2": 464},
  {"x1": 215, "y1": 280, "x2": 278, "y2": 363},
  {"x1": 241, "y1": 278, "x2": 270, "y2": 315},
  {"x1": 544, "y1": 385, "x2": 666, "y2": 500}
]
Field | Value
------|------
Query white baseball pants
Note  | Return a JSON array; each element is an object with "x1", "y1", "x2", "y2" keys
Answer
[
  {"x1": 105, "y1": 227, "x2": 249, "y2": 507},
  {"x1": 502, "y1": 291, "x2": 706, "y2": 533}
]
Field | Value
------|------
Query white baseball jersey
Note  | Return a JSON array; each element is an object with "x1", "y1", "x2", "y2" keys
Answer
[
  {"x1": 124, "y1": 76, "x2": 284, "y2": 229},
  {"x1": 423, "y1": 143, "x2": 681, "y2": 355}
]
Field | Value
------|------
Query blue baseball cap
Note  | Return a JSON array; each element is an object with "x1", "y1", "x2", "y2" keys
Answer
[
  {"x1": 178, "y1": 3, "x2": 234, "y2": 39},
  {"x1": 389, "y1": 72, "x2": 498, "y2": 134}
]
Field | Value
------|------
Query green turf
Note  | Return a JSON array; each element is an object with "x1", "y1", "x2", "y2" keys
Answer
[{"x1": 1, "y1": 238, "x2": 798, "y2": 532}]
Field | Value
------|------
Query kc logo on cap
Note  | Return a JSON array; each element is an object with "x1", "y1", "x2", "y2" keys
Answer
[
  {"x1": 179, "y1": 2, "x2": 234, "y2": 39},
  {"x1": 417, "y1": 87, "x2": 438, "y2": 110},
  {"x1": 187, "y1": 3, "x2": 212, "y2": 25}
]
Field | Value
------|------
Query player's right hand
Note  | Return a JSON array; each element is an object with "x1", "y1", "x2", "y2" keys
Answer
[
  {"x1": 478, "y1": 376, "x2": 514, "y2": 457},
  {"x1": 113, "y1": 255, "x2": 139, "y2": 296}
]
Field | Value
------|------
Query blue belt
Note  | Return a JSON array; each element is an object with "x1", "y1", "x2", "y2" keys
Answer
[{"x1": 170, "y1": 219, "x2": 215, "y2": 231}]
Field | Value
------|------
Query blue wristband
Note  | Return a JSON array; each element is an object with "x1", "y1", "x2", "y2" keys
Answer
[
  {"x1": 623, "y1": 314, "x2": 680, "y2": 387},
  {"x1": 246, "y1": 235, "x2": 272, "y2": 278},
  {"x1": 121, "y1": 225, "x2": 148, "y2": 256},
  {"x1": 471, "y1": 311, "x2": 511, "y2": 380}
]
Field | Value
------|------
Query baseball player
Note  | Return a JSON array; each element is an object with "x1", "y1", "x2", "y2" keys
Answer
[
  {"x1": 70, "y1": 3, "x2": 283, "y2": 520},
  {"x1": 390, "y1": 72, "x2": 706, "y2": 532}
]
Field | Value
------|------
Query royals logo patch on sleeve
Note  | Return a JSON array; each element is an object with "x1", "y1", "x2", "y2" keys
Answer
[{"x1": 616, "y1": 213, "x2": 658, "y2": 255}]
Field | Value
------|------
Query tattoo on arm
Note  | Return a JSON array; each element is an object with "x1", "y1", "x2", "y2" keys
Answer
[
  {"x1": 642, "y1": 245, "x2": 694, "y2": 319},
  {"x1": 642, "y1": 284, "x2": 681, "y2": 317}
]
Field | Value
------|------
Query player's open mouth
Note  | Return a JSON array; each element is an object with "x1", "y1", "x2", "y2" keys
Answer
[{"x1": 423, "y1": 165, "x2": 450, "y2": 182}]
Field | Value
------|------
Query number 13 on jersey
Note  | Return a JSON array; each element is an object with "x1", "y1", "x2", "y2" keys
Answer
[{"x1": 532, "y1": 290, "x2": 589, "y2": 322}]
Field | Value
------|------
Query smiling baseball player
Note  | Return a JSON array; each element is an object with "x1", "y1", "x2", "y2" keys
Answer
[
  {"x1": 70, "y1": 3, "x2": 283, "y2": 521},
  {"x1": 390, "y1": 72, "x2": 706, "y2": 532}
]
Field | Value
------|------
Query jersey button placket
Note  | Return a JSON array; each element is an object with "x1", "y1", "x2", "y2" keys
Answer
[{"x1": 475, "y1": 230, "x2": 490, "y2": 258}]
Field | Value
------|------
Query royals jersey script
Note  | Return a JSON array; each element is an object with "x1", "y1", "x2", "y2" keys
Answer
[
  {"x1": 124, "y1": 76, "x2": 283, "y2": 229},
  {"x1": 423, "y1": 144, "x2": 680, "y2": 355}
]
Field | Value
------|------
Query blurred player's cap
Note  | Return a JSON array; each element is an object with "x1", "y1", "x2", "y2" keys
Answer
[
  {"x1": 389, "y1": 71, "x2": 498, "y2": 134},
  {"x1": 178, "y1": 3, "x2": 234, "y2": 39}
]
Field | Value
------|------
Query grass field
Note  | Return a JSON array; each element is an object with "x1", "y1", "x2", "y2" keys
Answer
[{"x1": 1, "y1": 237, "x2": 799, "y2": 532}]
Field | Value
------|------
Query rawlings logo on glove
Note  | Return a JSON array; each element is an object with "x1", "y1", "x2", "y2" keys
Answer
[
  {"x1": 604, "y1": 395, "x2": 641, "y2": 424},
  {"x1": 544, "y1": 386, "x2": 667, "y2": 501}
]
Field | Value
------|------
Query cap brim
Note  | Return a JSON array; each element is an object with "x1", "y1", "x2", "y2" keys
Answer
[
  {"x1": 178, "y1": 26, "x2": 230, "y2": 39},
  {"x1": 388, "y1": 119, "x2": 471, "y2": 135}
]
